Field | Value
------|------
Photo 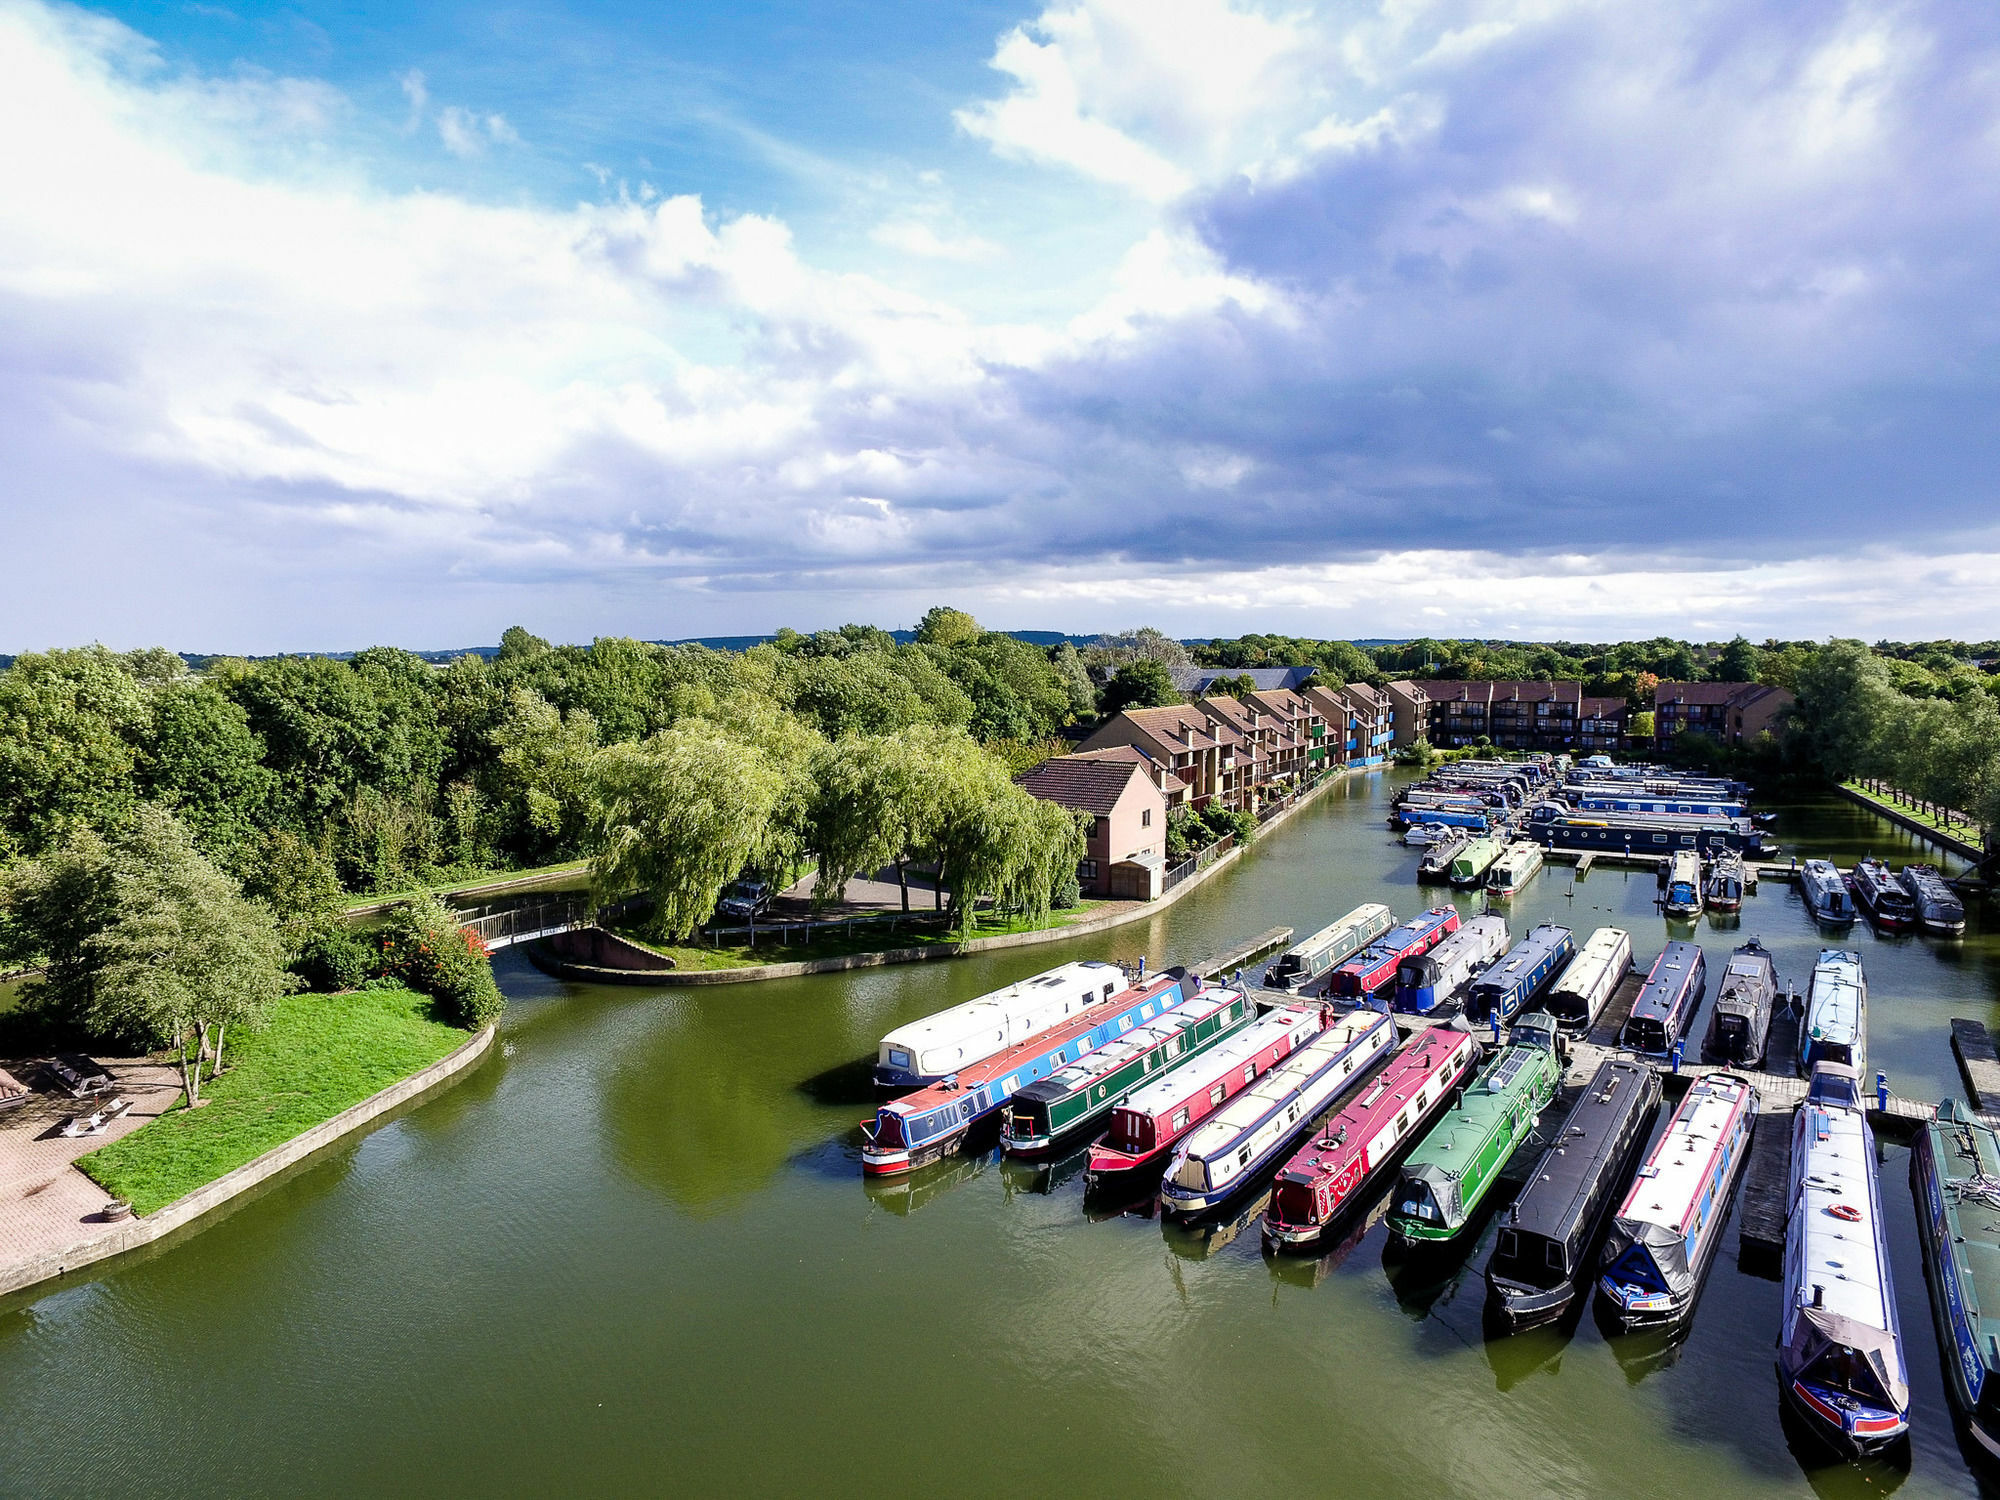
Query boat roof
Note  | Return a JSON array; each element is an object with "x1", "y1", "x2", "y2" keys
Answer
[
  {"x1": 1285, "y1": 903, "x2": 1393, "y2": 961},
  {"x1": 878, "y1": 959, "x2": 1120, "y2": 1052},
  {"x1": 1279, "y1": 1031, "x2": 1478, "y2": 1182},
  {"x1": 1118, "y1": 1003, "x2": 1321, "y2": 1117},
  {"x1": 1507, "y1": 1059, "x2": 1658, "y2": 1244},
  {"x1": 1928, "y1": 1102, "x2": 2000, "y2": 1333},
  {"x1": 1552, "y1": 927, "x2": 1631, "y2": 994},
  {"x1": 1630, "y1": 942, "x2": 1702, "y2": 1021},
  {"x1": 1792, "y1": 1091, "x2": 1893, "y2": 1333},
  {"x1": 1037, "y1": 992, "x2": 1232, "y2": 1094},
  {"x1": 1412, "y1": 918, "x2": 1508, "y2": 968},
  {"x1": 1404, "y1": 1038, "x2": 1553, "y2": 1175},
  {"x1": 1178, "y1": 1010, "x2": 1393, "y2": 1160},
  {"x1": 1477, "y1": 925, "x2": 1572, "y2": 988},
  {"x1": 1618, "y1": 1072, "x2": 1754, "y2": 1230},
  {"x1": 1807, "y1": 950, "x2": 1865, "y2": 1042}
]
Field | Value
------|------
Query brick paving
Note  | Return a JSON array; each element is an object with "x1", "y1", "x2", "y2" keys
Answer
[{"x1": 0, "y1": 1054, "x2": 183, "y2": 1278}]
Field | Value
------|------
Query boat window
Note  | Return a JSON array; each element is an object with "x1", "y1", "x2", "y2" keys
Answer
[
  {"x1": 1545, "y1": 1240, "x2": 1566, "y2": 1274},
  {"x1": 1210, "y1": 1083, "x2": 1227, "y2": 1106},
  {"x1": 1396, "y1": 1110, "x2": 1409, "y2": 1132},
  {"x1": 1652, "y1": 834, "x2": 1668, "y2": 844},
  {"x1": 1237, "y1": 1146, "x2": 1253, "y2": 1168},
  {"x1": 1243, "y1": 1063, "x2": 1256, "y2": 1084},
  {"x1": 1172, "y1": 1108, "x2": 1189, "y2": 1132}
]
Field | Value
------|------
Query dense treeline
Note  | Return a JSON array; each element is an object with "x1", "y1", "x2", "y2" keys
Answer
[{"x1": 0, "y1": 609, "x2": 1117, "y2": 959}]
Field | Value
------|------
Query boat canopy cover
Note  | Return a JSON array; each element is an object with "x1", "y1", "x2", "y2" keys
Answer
[{"x1": 1781, "y1": 1308, "x2": 1911, "y2": 1416}]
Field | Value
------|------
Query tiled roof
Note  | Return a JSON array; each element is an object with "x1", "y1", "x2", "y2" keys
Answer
[
  {"x1": 1419, "y1": 679, "x2": 1583, "y2": 705},
  {"x1": 1653, "y1": 681, "x2": 1792, "y2": 708},
  {"x1": 1114, "y1": 704, "x2": 1243, "y2": 751},
  {"x1": 1018, "y1": 754, "x2": 1154, "y2": 815},
  {"x1": 1579, "y1": 696, "x2": 1630, "y2": 717},
  {"x1": 1169, "y1": 666, "x2": 1319, "y2": 695}
]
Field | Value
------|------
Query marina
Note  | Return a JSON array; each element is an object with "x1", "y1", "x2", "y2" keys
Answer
[{"x1": 6, "y1": 765, "x2": 2000, "y2": 1498}]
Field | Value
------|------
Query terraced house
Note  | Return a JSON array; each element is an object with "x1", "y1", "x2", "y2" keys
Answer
[
  {"x1": 1072, "y1": 686, "x2": 1350, "y2": 813},
  {"x1": 1651, "y1": 682, "x2": 1794, "y2": 749},
  {"x1": 1388, "y1": 680, "x2": 1630, "y2": 753}
]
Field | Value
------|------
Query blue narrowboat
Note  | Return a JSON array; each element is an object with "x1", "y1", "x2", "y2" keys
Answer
[
  {"x1": 1394, "y1": 807, "x2": 1493, "y2": 833},
  {"x1": 860, "y1": 969, "x2": 1196, "y2": 1176},
  {"x1": 1780, "y1": 1063, "x2": 1909, "y2": 1456},
  {"x1": 1618, "y1": 942, "x2": 1706, "y2": 1057},
  {"x1": 1526, "y1": 805, "x2": 1775, "y2": 857},
  {"x1": 1567, "y1": 794, "x2": 1749, "y2": 819},
  {"x1": 1464, "y1": 923, "x2": 1574, "y2": 1028}
]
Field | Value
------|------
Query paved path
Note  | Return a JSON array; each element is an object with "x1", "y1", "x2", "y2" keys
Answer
[{"x1": 0, "y1": 1055, "x2": 183, "y2": 1277}]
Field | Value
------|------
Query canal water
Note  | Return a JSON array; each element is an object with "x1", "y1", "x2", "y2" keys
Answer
[{"x1": 3, "y1": 772, "x2": 1997, "y2": 1499}]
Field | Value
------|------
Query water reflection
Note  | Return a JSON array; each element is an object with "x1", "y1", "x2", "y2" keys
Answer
[
  {"x1": 861, "y1": 1149, "x2": 993, "y2": 1217},
  {"x1": 1264, "y1": 1185, "x2": 1393, "y2": 1289},
  {"x1": 1000, "y1": 1141, "x2": 1093, "y2": 1198},
  {"x1": 1482, "y1": 1312, "x2": 1575, "y2": 1393},
  {"x1": 1162, "y1": 1188, "x2": 1273, "y2": 1260},
  {"x1": 1600, "y1": 1312, "x2": 1693, "y2": 1383}
]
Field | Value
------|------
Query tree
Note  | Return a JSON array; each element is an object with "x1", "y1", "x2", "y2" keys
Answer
[
  {"x1": 86, "y1": 808, "x2": 294, "y2": 1100},
  {"x1": 1084, "y1": 628, "x2": 1191, "y2": 670},
  {"x1": 588, "y1": 726, "x2": 787, "y2": 940},
  {"x1": 1102, "y1": 660, "x2": 1180, "y2": 715},
  {"x1": 136, "y1": 679, "x2": 276, "y2": 876},
  {"x1": 1792, "y1": 640, "x2": 1899, "y2": 782},
  {"x1": 1050, "y1": 643, "x2": 1098, "y2": 719},
  {"x1": 913, "y1": 606, "x2": 981, "y2": 649},
  {"x1": 489, "y1": 687, "x2": 601, "y2": 860},
  {"x1": 1629, "y1": 710, "x2": 1656, "y2": 738},
  {"x1": 496, "y1": 625, "x2": 551, "y2": 663},
  {"x1": 1714, "y1": 636, "x2": 1762, "y2": 683},
  {"x1": 0, "y1": 646, "x2": 151, "y2": 859},
  {"x1": 1209, "y1": 673, "x2": 1259, "y2": 700},
  {"x1": 0, "y1": 827, "x2": 117, "y2": 1033}
]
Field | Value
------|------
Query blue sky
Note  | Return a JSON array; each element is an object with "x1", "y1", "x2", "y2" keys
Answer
[{"x1": 5, "y1": 0, "x2": 2000, "y2": 651}]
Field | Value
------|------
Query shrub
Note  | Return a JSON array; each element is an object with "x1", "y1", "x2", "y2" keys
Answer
[
  {"x1": 1051, "y1": 871, "x2": 1082, "y2": 909},
  {"x1": 374, "y1": 895, "x2": 505, "y2": 1029},
  {"x1": 294, "y1": 930, "x2": 375, "y2": 993}
]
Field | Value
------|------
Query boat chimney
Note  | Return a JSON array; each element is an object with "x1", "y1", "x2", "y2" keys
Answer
[{"x1": 1811, "y1": 1284, "x2": 1824, "y2": 1309}]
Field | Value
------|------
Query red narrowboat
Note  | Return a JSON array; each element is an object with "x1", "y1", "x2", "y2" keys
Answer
[
  {"x1": 1085, "y1": 1002, "x2": 1327, "y2": 1187},
  {"x1": 1262, "y1": 1027, "x2": 1482, "y2": 1247},
  {"x1": 1328, "y1": 908, "x2": 1462, "y2": 1000}
]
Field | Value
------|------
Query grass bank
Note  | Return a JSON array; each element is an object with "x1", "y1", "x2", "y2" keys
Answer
[
  {"x1": 345, "y1": 858, "x2": 591, "y2": 916},
  {"x1": 79, "y1": 987, "x2": 471, "y2": 1216},
  {"x1": 1840, "y1": 781, "x2": 1985, "y2": 846},
  {"x1": 613, "y1": 903, "x2": 1112, "y2": 971}
]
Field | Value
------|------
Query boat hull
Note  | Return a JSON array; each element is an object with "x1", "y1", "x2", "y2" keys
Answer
[{"x1": 1781, "y1": 1377, "x2": 1909, "y2": 1459}]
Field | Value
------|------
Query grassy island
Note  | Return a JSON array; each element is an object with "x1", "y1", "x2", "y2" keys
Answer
[{"x1": 79, "y1": 986, "x2": 471, "y2": 1216}]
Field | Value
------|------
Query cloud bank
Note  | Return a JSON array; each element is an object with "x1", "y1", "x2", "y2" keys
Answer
[{"x1": 3, "y1": 0, "x2": 1999, "y2": 648}]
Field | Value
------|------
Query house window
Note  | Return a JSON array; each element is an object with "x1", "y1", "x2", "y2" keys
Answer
[
  {"x1": 1078, "y1": 859, "x2": 1099, "y2": 880},
  {"x1": 1141, "y1": 808, "x2": 1152, "y2": 828}
]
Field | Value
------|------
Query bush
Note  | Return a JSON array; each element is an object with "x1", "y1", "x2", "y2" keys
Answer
[
  {"x1": 373, "y1": 895, "x2": 505, "y2": 1029},
  {"x1": 294, "y1": 930, "x2": 375, "y2": 993},
  {"x1": 1051, "y1": 871, "x2": 1082, "y2": 909}
]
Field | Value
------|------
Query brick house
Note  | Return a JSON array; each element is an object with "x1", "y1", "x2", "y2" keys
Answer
[
  {"x1": 1651, "y1": 682, "x2": 1795, "y2": 749},
  {"x1": 1403, "y1": 680, "x2": 1629, "y2": 753},
  {"x1": 1017, "y1": 751, "x2": 1170, "y2": 898}
]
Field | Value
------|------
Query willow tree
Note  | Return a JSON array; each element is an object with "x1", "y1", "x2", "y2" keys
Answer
[
  {"x1": 588, "y1": 724, "x2": 788, "y2": 941},
  {"x1": 910, "y1": 731, "x2": 1087, "y2": 933}
]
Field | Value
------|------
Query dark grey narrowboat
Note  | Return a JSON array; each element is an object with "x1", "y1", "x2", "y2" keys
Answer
[
  {"x1": 1902, "y1": 864, "x2": 1967, "y2": 936},
  {"x1": 1700, "y1": 938, "x2": 1778, "y2": 1068},
  {"x1": 1618, "y1": 942, "x2": 1707, "y2": 1057},
  {"x1": 1485, "y1": 1058, "x2": 1661, "y2": 1331}
]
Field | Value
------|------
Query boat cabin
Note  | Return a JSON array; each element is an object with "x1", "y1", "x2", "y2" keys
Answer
[
  {"x1": 1465, "y1": 924, "x2": 1574, "y2": 1026},
  {"x1": 1619, "y1": 942, "x2": 1706, "y2": 1056}
]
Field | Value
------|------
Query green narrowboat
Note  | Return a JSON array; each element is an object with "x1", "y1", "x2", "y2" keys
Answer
[
  {"x1": 1912, "y1": 1098, "x2": 2000, "y2": 1458},
  {"x1": 1000, "y1": 986, "x2": 1256, "y2": 1156},
  {"x1": 1387, "y1": 1012, "x2": 1565, "y2": 1243},
  {"x1": 1449, "y1": 835, "x2": 1506, "y2": 890}
]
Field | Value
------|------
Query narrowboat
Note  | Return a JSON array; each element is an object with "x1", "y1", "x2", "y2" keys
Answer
[
  {"x1": 1903, "y1": 864, "x2": 1967, "y2": 936},
  {"x1": 1525, "y1": 805, "x2": 1775, "y2": 857},
  {"x1": 1485, "y1": 1058, "x2": 1662, "y2": 1330},
  {"x1": 1392, "y1": 916, "x2": 1509, "y2": 1015},
  {"x1": 1545, "y1": 926, "x2": 1633, "y2": 1035},
  {"x1": 1911, "y1": 1099, "x2": 2000, "y2": 1457},
  {"x1": 1779, "y1": 1063, "x2": 1909, "y2": 1456},
  {"x1": 1327, "y1": 908, "x2": 1462, "y2": 1003},
  {"x1": 1700, "y1": 938, "x2": 1778, "y2": 1068},
  {"x1": 1799, "y1": 948, "x2": 1867, "y2": 1081},
  {"x1": 1449, "y1": 835, "x2": 1506, "y2": 889},
  {"x1": 1263, "y1": 1028, "x2": 1483, "y2": 1247},
  {"x1": 1403, "y1": 823, "x2": 1455, "y2": 847},
  {"x1": 1263, "y1": 903, "x2": 1395, "y2": 994},
  {"x1": 1565, "y1": 792, "x2": 1749, "y2": 819},
  {"x1": 1597, "y1": 1070, "x2": 1758, "y2": 1330},
  {"x1": 1799, "y1": 859, "x2": 1858, "y2": 926},
  {"x1": 874, "y1": 959, "x2": 1127, "y2": 1089},
  {"x1": 1465, "y1": 923, "x2": 1575, "y2": 1028},
  {"x1": 1395, "y1": 806, "x2": 1493, "y2": 833},
  {"x1": 1419, "y1": 829, "x2": 1472, "y2": 882},
  {"x1": 1660, "y1": 850, "x2": 1703, "y2": 919},
  {"x1": 1853, "y1": 857, "x2": 1918, "y2": 932},
  {"x1": 1486, "y1": 840, "x2": 1545, "y2": 898},
  {"x1": 1000, "y1": 987, "x2": 1255, "y2": 1156},
  {"x1": 860, "y1": 968, "x2": 1194, "y2": 1176},
  {"x1": 1160, "y1": 1008, "x2": 1399, "y2": 1217},
  {"x1": 1618, "y1": 942, "x2": 1706, "y2": 1057},
  {"x1": 1085, "y1": 1003, "x2": 1327, "y2": 1186},
  {"x1": 1703, "y1": 852, "x2": 1745, "y2": 914},
  {"x1": 1386, "y1": 1012, "x2": 1565, "y2": 1244}
]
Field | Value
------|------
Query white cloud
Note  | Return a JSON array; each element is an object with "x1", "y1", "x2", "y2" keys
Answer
[
  {"x1": 397, "y1": 66, "x2": 426, "y2": 130},
  {"x1": 437, "y1": 103, "x2": 517, "y2": 156},
  {"x1": 870, "y1": 219, "x2": 1001, "y2": 262}
]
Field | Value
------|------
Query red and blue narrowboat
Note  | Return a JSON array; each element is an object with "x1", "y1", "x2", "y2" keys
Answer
[
  {"x1": 859, "y1": 968, "x2": 1194, "y2": 1177},
  {"x1": 1329, "y1": 908, "x2": 1462, "y2": 1002},
  {"x1": 1085, "y1": 1003, "x2": 1328, "y2": 1187},
  {"x1": 1263, "y1": 1026, "x2": 1481, "y2": 1247}
]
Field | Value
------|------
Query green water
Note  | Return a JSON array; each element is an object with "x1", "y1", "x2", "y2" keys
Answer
[{"x1": 4, "y1": 772, "x2": 1999, "y2": 1499}]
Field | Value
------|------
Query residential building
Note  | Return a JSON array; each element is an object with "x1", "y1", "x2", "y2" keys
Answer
[
  {"x1": 1073, "y1": 689, "x2": 1340, "y2": 813},
  {"x1": 1385, "y1": 680, "x2": 1429, "y2": 748},
  {"x1": 1304, "y1": 685, "x2": 1364, "y2": 768},
  {"x1": 1169, "y1": 665, "x2": 1321, "y2": 698},
  {"x1": 1412, "y1": 681, "x2": 1629, "y2": 752},
  {"x1": 1074, "y1": 704, "x2": 1246, "y2": 810},
  {"x1": 1342, "y1": 682, "x2": 1396, "y2": 763},
  {"x1": 1017, "y1": 751, "x2": 1170, "y2": 899},
  {"x1": 1651, "y1": 682, "x2": 1795, "y2": 749}
]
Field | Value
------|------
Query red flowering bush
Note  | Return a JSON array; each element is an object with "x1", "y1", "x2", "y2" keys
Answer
[{"x1": 375, "y1": 895, "x2": 505, "y2": 1028}]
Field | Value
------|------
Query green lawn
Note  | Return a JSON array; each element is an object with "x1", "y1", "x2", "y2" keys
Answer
[
  {"x1": 78, "y1": 987, "x2": 474, "y2": 1216},
  {"x1": 345, "y1": 858, "x2": 591, "y2": 914},
  {"x1": 1841, "y1": 781, "x2": 1984, "y2": 844},
  {"x1": 615, "y1": 902, "x2": 1110, "y2": 971}
]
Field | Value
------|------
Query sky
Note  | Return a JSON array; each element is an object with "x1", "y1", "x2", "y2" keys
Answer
[{"x1": 4, "y1": 0, "x2": 2000, "y2": 653}]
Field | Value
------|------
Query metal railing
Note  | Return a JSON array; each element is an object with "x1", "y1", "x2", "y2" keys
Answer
[
  {"x1": 698, "y1": 907, "x2": 955, "y2": 948},
  {"x1": 1163, "y1": 834, "x2": 1235, "y2": 894},
  {"x1": 455, "y1": 896, "x2": 594, "y2": 951}
]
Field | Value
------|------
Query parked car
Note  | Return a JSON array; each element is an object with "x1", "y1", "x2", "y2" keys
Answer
[{"x1": 716, "y1": 878, "x2": 774, "y2": 921}]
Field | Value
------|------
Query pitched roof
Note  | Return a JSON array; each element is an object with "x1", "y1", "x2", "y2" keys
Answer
[
  {"x1": 1114, "y1": 703, "x2": 1245, "y2": 751},
  {"x1": 1018, "y1": 754, "x2": 1157, "y2": 815},
  {"x1": 1417, "y1": 679, "x2": 1582, "y2": 704},
  {"x1": 1653, "y1": 681, "x2": 1793, "y2": 708},
  {"x1": 1169, "y1": 665, "x2": 1319, "y2": 696}
]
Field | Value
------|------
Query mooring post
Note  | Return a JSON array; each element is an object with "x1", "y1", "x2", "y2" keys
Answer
[
  {"x1": 1670, "y1": 1039, "x2": 1685, "y2": 1075},
  {"x1": 1877, "y1": 1071, "x2": 1890, "y2": 1113}
]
